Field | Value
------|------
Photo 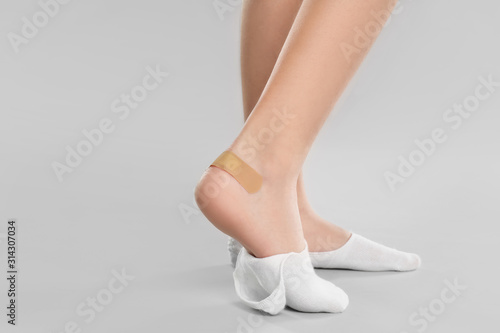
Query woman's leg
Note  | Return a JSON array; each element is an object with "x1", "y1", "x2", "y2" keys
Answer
[
  {"x1": 297, "y1": 175, "x2": 352, "y2": 251},
  {"x1": 196, "y1": 0, "x2": 398, "y2": 258},
  {"x1": 240, "y1": 0, "x2": 351, "y2": 253},
  {"x1": 240, "y1": 0, "x2": 303, "y2": 120}
]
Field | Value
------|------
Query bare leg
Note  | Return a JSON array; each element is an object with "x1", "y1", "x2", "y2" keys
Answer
[
  {"x1": 196, "y1": 0, "x2": 397, "y2": 258},
  {"x1": 240, "y1": 0, "x2": 303, "y2": 120},
  {"x1": 297, "y1": 175, "x2": 352, "y2": 251},
  {"x1": 240, "y1": 0, "x2": 351, "y2": 253}
]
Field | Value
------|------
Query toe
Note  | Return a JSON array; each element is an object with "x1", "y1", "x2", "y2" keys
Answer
[{"x1": 397, "y1": 253, "x2": 422, "y2": 271}]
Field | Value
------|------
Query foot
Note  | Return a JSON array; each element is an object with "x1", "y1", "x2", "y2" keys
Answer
[
  {"x1": 309, "y1": 233, "x2": 422, "y2": 271},
  {"x1": 195, "y1": 160, "x2": 305, "y2": 258},
  {"x1": 196, "y1": 152, "x2": 349, "y2": 314},
  {"x1": 301, "y1": 209, "x2": 421, "y2": 271},
  {"x1": 229, "y1": 209, "x2": 421, "y2": 271},
  {"x1": 300, "y1": 210, "x2": 352, "y2": 252},
  {"x1": 234, "y1": 242, "x2": 349, "y2": 314}
]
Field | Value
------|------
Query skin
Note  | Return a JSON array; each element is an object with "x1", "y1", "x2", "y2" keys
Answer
[
  {"x1": 240, "y1": 0, "x2": 352, "y2": 253},
  {"x1": 196, "y1": 0, "x2": 397, "y2": 258}
]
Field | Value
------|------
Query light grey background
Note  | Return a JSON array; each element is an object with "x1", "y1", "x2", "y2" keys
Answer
[{"x1": 1, "y1": 0, "x2": 499, "y2": 332}]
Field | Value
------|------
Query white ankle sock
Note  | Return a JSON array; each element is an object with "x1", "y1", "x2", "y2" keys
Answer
[
  {"x1": 309, "y1": 233, "x2": 421, "y2": 271},
  {"x1": 229, "y1": 233, "x2": 421, "y2": 272},
  {"x1": 228, "y1": 237, "x2": 242, "y2": 267},
  {"x1": 233, "y1": 243, "x2": 349, "y2": 314}
]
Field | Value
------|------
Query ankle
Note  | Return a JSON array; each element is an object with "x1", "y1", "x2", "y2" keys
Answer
[
  {"x1": 227, "y1": 143, "x2": 300, "y2": 187},
  {"x1": 228, "y1": 105, "x2": 303, "y2": 183}
]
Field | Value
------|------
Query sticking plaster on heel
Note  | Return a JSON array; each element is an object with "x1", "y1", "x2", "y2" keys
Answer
[{"x1": 210, "y1": 151, "x2": 262, "y2": 194}]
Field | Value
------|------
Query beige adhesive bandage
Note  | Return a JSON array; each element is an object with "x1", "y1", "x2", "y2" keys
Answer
[{"x1": 210, "y1": 151, "x2": 262, "y2": 194}]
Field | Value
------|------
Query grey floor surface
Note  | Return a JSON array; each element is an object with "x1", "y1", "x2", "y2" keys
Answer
[{"x1": 1, "y1": 1, "x2": 499, "y2": 332}]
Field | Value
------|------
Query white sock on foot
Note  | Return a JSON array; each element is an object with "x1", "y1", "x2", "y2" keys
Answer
[
  {"x1": 228, "y1": 237, "x2": 242, "y2": 267},
  {"x1": 309, "y1": 233, "x2": 421, "y2": 271},
  {"x1": 229, "y1": 234, "x2": 421, "y2": 271},
  {"x1": 233, "y1": 243, "x2": 349, "y2": 314}
]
